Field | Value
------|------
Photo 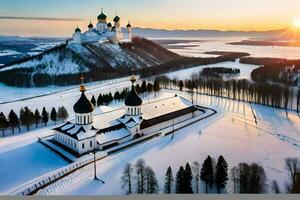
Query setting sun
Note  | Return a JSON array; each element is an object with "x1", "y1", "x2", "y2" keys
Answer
[{"x1": 294, "y1": 19, "x2": 300, "y2": 28}]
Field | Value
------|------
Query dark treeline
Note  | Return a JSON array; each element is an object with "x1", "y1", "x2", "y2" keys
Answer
[
  {"x1": 240, "y1": 57, "x2": 300, "y2": 86},
  {"x1": 94, "y1": 79, "x2": 160, "y2": 107},
  {"x1": 153, "y1": 75, "x2": 300, "y2": 113},
  {"x1": 201, "y1": 67, "x2": 240, "y2": 78},
  {"x1": 0, "y1": 106, "x2": 68, "y2": 137},
  {"x1": 121, "y1": 155, "x2": 229, "y2": 194}
]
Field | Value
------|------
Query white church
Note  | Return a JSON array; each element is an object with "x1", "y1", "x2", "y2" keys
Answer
[
  {"x1": 53, "y1": 75, "x2": 206, "y2": 155},
  {"x1": 70, "y1": 9, "x2": 132, "y2": 45}
]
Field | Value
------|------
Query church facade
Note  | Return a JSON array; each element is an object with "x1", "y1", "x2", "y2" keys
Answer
[
  {"x1": 53, "y1": 76, "x2": 204, "y2": 155},
  {"x1": 70, "y1": 9, "x2": 132, "y2": 45}
]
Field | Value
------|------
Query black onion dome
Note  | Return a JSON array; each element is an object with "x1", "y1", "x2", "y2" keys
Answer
[
  {"x1": 126, "y1": 23, "x2": 131, "y2": 28},
  {"x1": 75, "y1": 27, "x2": 81, "y2": 33},
  {"x1": 88, "y1": 22, "x2": 93, "y2": 28},
  {"x1": 107, "y1": 22, "x2": 112, "y2": 27},
  {"x1": 113, "y1": 15, "x2": 120, "y2": 23},
  {"x1": 97, "y1": 11, "x2": 107, "y2": 20},
  {"x1": 125, "y1": 83, "x2": 142, "y2": 106},
  {"x1": 73, "y1": 92, "x2": 95, "y2": 114}
]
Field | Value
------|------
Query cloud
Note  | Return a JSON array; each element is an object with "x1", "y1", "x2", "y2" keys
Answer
[{"x1": 0, "y1": 16, "x2": 83, "y2": 21}]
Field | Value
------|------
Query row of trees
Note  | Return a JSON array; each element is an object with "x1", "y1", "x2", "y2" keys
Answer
[
  {"x1": 120, "y1": 156, "x2": 300, "y2": 194},
  {"x1": 0, "y1": 106, "x2": 68, "y2": 136},
  {"x1": 92, "y1": 80, "x2": 161, "y2": 107},
  {"x1": 121, "y1": 155, "x2": 228, "y2": 194},
  {"x1": 121, "y1": 159, "x2": 159, "y2": 194},
  {"x1": 153, "y1": 75, "x2": 300, "y2": 113}
]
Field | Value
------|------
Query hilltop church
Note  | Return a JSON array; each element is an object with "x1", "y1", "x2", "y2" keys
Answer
[
  {"x1": 53, "y1": 75, "x2": 205, "y2": 155},
  {"x1": 70, "y1": 9, "x2": 132, "y2": 45}
]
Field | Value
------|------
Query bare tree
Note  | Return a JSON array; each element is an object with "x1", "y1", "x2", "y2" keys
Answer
[
  {"x1": 271, "y1": 180, "x2": 280, "y2": 194},
  {"x1": 231, "y1": 166, "x2": 240, "y2": 193},
  {"x1": 121, "y1": 163, "x2": 133, "y2": 195},
  {"x1": 145, "y1": 166, "x2": 159, "y2": 194},
  {"x1": 135, "y1": 159, "x2": 146, "y2": 194},
  {"x1": 192, "y1": 161, "x2": 200, "y2": 194},
  {"x1": 285, "y1": 157, "x2": 299, "y2": 193}
]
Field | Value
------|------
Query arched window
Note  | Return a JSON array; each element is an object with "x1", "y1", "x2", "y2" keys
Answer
[
  {"x1": 84, "y1": 115, "x2": 86, "y2": 124},
  {"x1": 131, "y1": 108, "x2": 133, "y2": 115}
]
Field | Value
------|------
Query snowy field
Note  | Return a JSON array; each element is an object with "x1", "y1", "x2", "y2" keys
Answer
[
  {"x1": 29, "y1": 90, "x2": 300, "y2": 195},
  {"x1": 164, "y1": 59, "x2": 259, "y2": 80},
  {"x1": 0, "y1": 142, "x2": 68, "y2": 193}
]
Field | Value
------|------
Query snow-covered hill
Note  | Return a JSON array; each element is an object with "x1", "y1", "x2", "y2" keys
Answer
[{"x1": 0, "y1": 37, "x2": 180, "y2": 87}]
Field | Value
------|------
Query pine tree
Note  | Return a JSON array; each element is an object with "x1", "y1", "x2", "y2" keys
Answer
[
  {"x1": 176, "y1": 166, "x2": 185, "y2": 193},
  {"x1": 97, "y1": 94, "x2": 103, "y2": 106},
  {"x1": 164, "y1": 166, "x2": 174, "y2": 194},
  {"x1": 153, "y1": 79, "x2": 160, "y2": 92},
  {"x1": 184, "y1": 162, "x2": 193, "y2": 193},
  {"x1": 179, "y1": 80, "x2": 184, "y2": 91},
  {"x1": 0, "y1": 112, "x2": 8, "y2": 137},
  {"x1": 20, "y1": 107, "x2": 34, "y2": 131},
  {"x1": 215, "y1": 156, "x2": 228, "y2": 193},
  {"x1": 145, "y1": 166, "x2": 159, "y2": 194},
  {"x1": 42, "y1": 107, "x2": 49, "y2": 126},
  {"x1": 91, "y1": 95, "x2": 96, "y2": 107},
  {"x1": 8, "y1": 110, "x2": 19, "y2": 134},
  {"x1": 34, "y1": 109, "x2": 41, "y2": 128},
  {"x1": 201, "y1": 156, "x2": 214, "y2": 193},
  {"x1": 50, "y1": 107, "x2": 57, "y2": 125},
  {"x1": 121, "y1": 163, "x2": 133, "y2": 195},
  {"x1": 60, "y1": 106, "x2": 69, "y2": 122},
  {"x1": 141, "y1": 81, "x2": 147, "y2": 94}
]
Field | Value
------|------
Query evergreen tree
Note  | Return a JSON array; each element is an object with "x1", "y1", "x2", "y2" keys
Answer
[
  {"x1": 215, "y1": 156, "x2": 228, "y2": 193},
  {"x1": 141, "y1": 81, "x2": 147, "y2": 93},
  {"x1": 91, "y1": 95, "x2": 96, "y2": 107},
  {"x1": 135, "y1": 84, "x2": 141, "y2": 94},
  {"x1": 145, "y1": 166, "x2": 159, "y2": 194},
  {"x1": 176, "y1": 166, "x2": 185, "y2": 193},
  {"x1": 164, "y1": 166, "x2": 174, "y2": 194},
  {"x1": 20, "y1": 107, "x2": 34, "y2": 131},
  {"x1": 0, "y1": 112, "x2": 8, "y2": 137},
  {"x1": 184, "y1": 162, "x2": 193, "y2": 193},
  {"x1": 42, "y1": 107, "x2": 49, "y2": 126},
  {"x1": 114, "y1": 91, "x2": 120, "y2": 101},
  {"x1": 153, "y1": 79, "x2": 160, "y2": 92},
  {"x1": 34, "y1": 109, "x2": 41, "y2": 128},
  {"x1": 97, "y1": 94, "x2": 103, "y2": 106},
  {"x1": 60, "y1": 106, "x2": 69, "y2": 122},
  {"x1": 201, "y1": 156, "x2": 214, "y2": 193},
  {"x1": 50, "y1": 107, "x2": 57, "y2": 125},
  {"x1": 8, "y1": 110, "x2": 19, "y2": 134},
  {"x1": 147, "y1": 83, "x2": 153, "y2": 93},
  {"x1": 179, "y1": 80, "x2": 184, "y2": 91},
  {"x1": 121, "y1": 163, "x2": 133, "y2": 195}
]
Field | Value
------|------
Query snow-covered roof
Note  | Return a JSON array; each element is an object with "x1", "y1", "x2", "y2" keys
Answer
[
  {"x1": 142, "y1": 96, "x2": 193, "y2": 120},
  {"x1": 96, "y1": 128, "x2": 130, "y2": 145},
  {"x1": 54, "y1": 122, "x2": 98, "y2": 140}
]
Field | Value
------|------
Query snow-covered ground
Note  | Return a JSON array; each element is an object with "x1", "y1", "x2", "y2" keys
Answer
[
  {"x1": 0, "y1": 142, "x2": 68, "y2": 193},
  {"x1": 0, "y1": 76, "x2": 299, "y2": 195},
  {"x1": 164, "y1": 59, "x2": 259, "y2": 80},
  {"x1": 29, "y1": 90, "x2": 300, "y2": 195}
]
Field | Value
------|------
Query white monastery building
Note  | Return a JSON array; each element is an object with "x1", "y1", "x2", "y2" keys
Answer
[
  {"x1": 70, "y1": 9, "x2": 132, "y2": 45},
  {"x1": 53, "y1": 75, "x2": 206, "y2": 155}
]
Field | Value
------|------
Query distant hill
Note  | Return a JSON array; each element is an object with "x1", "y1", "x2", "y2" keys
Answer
[
  {"x1": 0, "y1": 37, "x2": 180, "y2": 87},
  {"x1": 131, "y1": 27, "x2": 287, "y2": 38}
]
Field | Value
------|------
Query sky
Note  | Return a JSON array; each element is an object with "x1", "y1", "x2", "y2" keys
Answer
[{"x1": 0, "y1": 0, "x2": 300, "y2": 37}]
